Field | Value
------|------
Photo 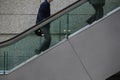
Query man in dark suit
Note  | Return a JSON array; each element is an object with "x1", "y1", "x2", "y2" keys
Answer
[
  {"x1": 87, "y1": 0, "x2": 105, "y2": 24},
  {"x1": 35, "y1": 0, "x2": 53, "y2": 54}
]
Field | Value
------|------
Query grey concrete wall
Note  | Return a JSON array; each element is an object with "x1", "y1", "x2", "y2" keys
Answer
[
  {"x1": 0, "y1": 0, "x2": 40, "y2": 42},
  {"x1": 0, "y1": 0, "x2": 40, "y2": 34},
  {"x1": 0, "y1": 0, "x2": 77, "y2": 33},
  {"x1": 42, "y1": 0, "x2": 78, "y2": 14}
]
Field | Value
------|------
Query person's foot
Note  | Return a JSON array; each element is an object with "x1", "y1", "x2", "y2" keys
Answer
[
  {"x1": 35, "y1": 49, "x2": 41, "y2": 54},
  {"x1": 86, "y1": 15, "x2": 96, "y2": 24},
  {"x1": 86, "y1": 19, "x2": 93, "y2": 24}
]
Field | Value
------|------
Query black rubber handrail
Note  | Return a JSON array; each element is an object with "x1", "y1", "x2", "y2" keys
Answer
[{"x1": 0, "y1": 0, "x2": 87, "y2": 48}]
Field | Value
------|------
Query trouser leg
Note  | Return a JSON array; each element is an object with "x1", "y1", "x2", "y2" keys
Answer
[
  {"x1": 87, "y1": 3, "x2": 104, "y2": 24},
  {"x1": 39, "y1": 24, "x2": 51, "y2": 52},
  {"x1": 93, "y1": 4, "x2": 104, "y2": 20}
]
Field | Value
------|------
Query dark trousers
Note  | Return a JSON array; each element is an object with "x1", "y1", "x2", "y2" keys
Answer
[
  {"x1": 87, "y1": 3, "x2": 104, "y2": 24},
  {"x1": 39, "y1": 24, "x2": 51, "y2": 52}
]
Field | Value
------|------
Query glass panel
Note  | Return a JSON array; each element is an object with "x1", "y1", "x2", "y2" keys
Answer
[
  {"x1": 0, "y1": 0, "x2": 120, "y2": 74},
  {"x1": 66, "y1": 0, "x2": 120, "y2": 34}
]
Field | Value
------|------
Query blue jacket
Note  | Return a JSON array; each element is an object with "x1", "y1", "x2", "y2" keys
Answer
[{"x1": 36, "y1": 0, "x2": 50, "y2": 24}]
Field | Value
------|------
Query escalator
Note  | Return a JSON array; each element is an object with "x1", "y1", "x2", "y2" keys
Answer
[
  {"x1": 0, "y1": 0, "x2": 120, "y2": 80},
  {"x1": 0, "y1": 0, "x2": 87, "y2": 74}
]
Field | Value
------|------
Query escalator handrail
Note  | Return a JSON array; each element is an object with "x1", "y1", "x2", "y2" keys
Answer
[{"x1": 0, "y1": 0, "x2": 87, "y2": 48}]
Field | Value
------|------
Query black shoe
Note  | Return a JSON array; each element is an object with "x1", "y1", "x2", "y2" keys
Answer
[
  {"x1": 86, "y1": 15, "x2": 96, "y2": 24},
  {"x1": 86, "y1": 20, "x2": 93, "y2": 24},
  {"x1": 86, "y1": 17, "x2": 96, "y2": 24},
  {"x1": 35, "y1": 49, "x2": 41, "y2": 54}
]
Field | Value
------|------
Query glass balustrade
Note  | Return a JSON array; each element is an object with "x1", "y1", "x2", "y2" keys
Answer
[{"x1": 0, "y1": 0, "x2": 120, "y2": 74}]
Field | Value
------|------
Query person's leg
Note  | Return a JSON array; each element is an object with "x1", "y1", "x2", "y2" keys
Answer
[
  {"x1": 95, "y1": 3, "x2": 104, "y2": 20},
  {"x1": 35, "y1": 24, "x2": 51, "y2": 54},
  {"x1": 86, "y1": 4, "x2": 97, "y2": 24},
  {"x1": 86, "y1": 3, "x2": 104, "y2": 24}
]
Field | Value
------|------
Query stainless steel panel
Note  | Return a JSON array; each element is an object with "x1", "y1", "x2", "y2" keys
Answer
[
  {"x1": 69, "y1": 8, "x2": 120, "y2": 80},
  {"x1": 6, "y1": 40, "x2": 90, "y2": 80}
]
